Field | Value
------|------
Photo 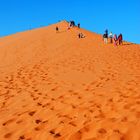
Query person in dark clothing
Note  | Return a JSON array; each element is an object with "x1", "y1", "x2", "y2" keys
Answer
[
  {"x1": 118, "y1": 34, "x2": 123, "y2": 45},
  {"x1": 56, "y1": 26, "x2": 59, "y2": 33},
  {"x1": 72, "y1": 21, "x2": 75, "y2": 26},
  {"x1": 78, "y1": 33, "x2": 85, "y2": 39},
  {"x1": 78, "y1": 33, "x2": 81, "y2": 38},
  {"x1": 78, "y1": 23, "x2": 80, "y2": 28},
  {"x1": 105, "y1": 29, "x2": 108, "y2": 35},
  {"x1": 103, "y1": 33, "x2": 108, "y2": 44},
  {"x1": 105, "y1": 29, "x2": 108, "y2": 38}
]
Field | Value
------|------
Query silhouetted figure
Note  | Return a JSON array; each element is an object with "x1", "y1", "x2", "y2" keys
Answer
[
  {"x1": 78, "y1": 23, "x2": 80, "y2": 28},
  {"x1": 68, "y1": 21, "x2": 75, "y2": 30},
  {"x1": 105, "y1": 29, "x2": 108, "y2": 38},
  {"x1": 118, "y1": 34, "x2": 123, "y2": 45},
  {"x1": 56, "y1": 26, "x2": 59, "y2": 33},
  {"x1": 72, "y1": 21, "x2": 75, "y2": 26},
  {"x1": 78, "y1": 33, "x2": 81, "y2": 38},
  {"x1": 69, "y1": 21, "x2": 75, "y2": 27}
]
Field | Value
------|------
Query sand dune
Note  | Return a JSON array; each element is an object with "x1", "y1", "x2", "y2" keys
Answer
[{"x1": 0, "y1": 21, "x2": 140, "y2": 140}]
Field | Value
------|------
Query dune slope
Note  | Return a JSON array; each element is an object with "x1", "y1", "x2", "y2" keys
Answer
[{"x1": 0, "y1": 21, "x2": 140, "y2": 140}]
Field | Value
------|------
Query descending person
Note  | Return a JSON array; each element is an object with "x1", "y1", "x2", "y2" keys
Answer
[
  {"x1": 56, "y1": 26, "x2": 59, "y2": 33},
  {"x1": 118, "y1": 33, "x2": 123, "y2": 45},
  {"x1": 113, "y1": 34, "x2": 118, "y2": 46},
  {"x1": 109, "y1": 32, "x2": 113, "y2": 43}
]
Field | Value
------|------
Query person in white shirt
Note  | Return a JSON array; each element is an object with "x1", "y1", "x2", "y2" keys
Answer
[{"x1": 109, "y1": 32, "x2": 113, "y2": 43}]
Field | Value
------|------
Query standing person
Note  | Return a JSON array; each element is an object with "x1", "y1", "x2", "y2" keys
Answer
[
  {"x1": 78, "y1": 23, "x2": 80, "y2": 28},
  {"x1": 103, "y1": 33, "x2": 108, "y2": 44},
  {"x1": 72, "y1": 21, "x2": 75, "y2": 26},
  {"x1": 56, "y1": 26, "x2": 59, "y2": 33},
  {"x1": 113, "y1": 34, "x2": 118, "y2": 46},
  {"x1": 109, "y1": 32, "x2": 113, "y2": 43},
  {"x1": 105, "y1": 29, "x2": 108, "y2": 38},
  {"x1": 118, "y1": 33, "x2": 123, "y2": 45}
]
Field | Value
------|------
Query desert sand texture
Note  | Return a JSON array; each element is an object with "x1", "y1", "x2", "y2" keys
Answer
[{"x1": 0, "y1": 21, "x2": 140, "y2": 140}]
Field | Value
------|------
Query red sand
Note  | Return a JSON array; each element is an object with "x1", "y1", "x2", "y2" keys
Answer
[{"x1": 0, "y1": 21, "x2": 140, "y2": 140}]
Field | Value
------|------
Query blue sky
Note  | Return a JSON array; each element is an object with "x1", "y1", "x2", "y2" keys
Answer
[{"x1": 0, "y1": 0, "x2": 140, "y2": 44}]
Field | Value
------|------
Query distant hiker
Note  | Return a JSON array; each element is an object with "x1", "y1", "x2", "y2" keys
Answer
[
  {"x1": 118, "y1": 33, "x2": 123, "y2": 45},
  {"x1": 113, "y1": 34, "x2": 118, "y2": 46},
  {"x1": 78, "y1": 33, "x2": 85, "y2": 38},
  {"x1": 69, "y1": 20, "x2": 75, "y2": 28},
  {"x1": 103, "y1": 33, "x2": 108, "y2": 44},
  {"x1": 78, "y1": 23, "x2": 80, "y2": 28},
  {"x1": 109, "y1": 32, "x2": 113, "y2": 43},
  {"x1": 78, "y1": 33, "x2": 81, "y2": 38},
  {"x1": 105, "y1": 29, "x2": 108, "y2": 38},
  {"x1": 68, "y1": 21, "x2": 72, "y2": 29},
  {"x1": 72, "y1": 21, "x2": 75, "y2": 26},
  {"x1": 56, "y1": 26, "x2": 59, "y2": 33}
]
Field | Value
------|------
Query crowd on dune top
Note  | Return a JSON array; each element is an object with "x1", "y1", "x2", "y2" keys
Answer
[
  {"x1": 55, "y1": 20, "x2": 123, "y2": 46},
  {"x1": 103, "y1": 29, "x2": 123, "y2": 46}
]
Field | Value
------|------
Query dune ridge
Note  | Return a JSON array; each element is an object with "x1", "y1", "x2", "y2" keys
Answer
[{"x1": 0, "y1": 21, "x2": 140, "y2": 140}]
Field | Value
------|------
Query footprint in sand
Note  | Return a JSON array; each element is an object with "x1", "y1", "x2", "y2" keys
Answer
[
  {"x1": 35, "y1": 119, "x2": 42, "y2": 124},
  {"x1": 33, "y1": 97, "x2": 39, "y2": 101},
  {"x1": 71, "y1": 104, "x2": 76, "y2": 109},
  {"x1": 98, "y1": 128, "x2": 107, "y2": 135},
  {"x1": 37, "y1": 92, "x2": 42, "y2": 95},
  {"x1": 37, "y1": 102, "x2": 42, "y2": 106},
  {"x1": 49, "y1": 129, "x2": 61, "y2": 138},
  {"x1": 16, "y1": 120, "x2": 23, "y2": 124},
  {"x1": 69, "y1": 121, "x2": 77, "y2": 127},
  {"x1": 69, "y1": 131, "x2": 82, "y2": 140},
  {"x1": 54, "y1": 133, "x2": 61, "y2": 138},
  {"x1": 28, "y1": 111, "x2": 36, "y2": 116},
  {"x1": 34, "y1": 127, "x2": 41, "y2": 131},
  {"x1": 34, "y1": 89, "x2": 38, "y2": 92},
  {"x1": 49, "y1": 129, "x2": 55, "y2": 134},
  {"x1": 4, "y1": 132, "x2": 12, "y2": 138},
  {"x1": 78, "y1": 96, "x2": 82, "y2": 99},
  {"x1": 50, "y1": 106, "x2": 54, "y2": 110},
  {"x1": 2, "y1": 118, "x2": 15, "y2": 126},
  {"x1": 18, "y1": 135, "x2": 25, "y2": 139}
]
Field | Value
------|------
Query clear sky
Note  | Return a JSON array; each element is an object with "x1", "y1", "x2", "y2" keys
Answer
[{"x1": 0, "y1": 0, "x2": 140, "y2": 44}]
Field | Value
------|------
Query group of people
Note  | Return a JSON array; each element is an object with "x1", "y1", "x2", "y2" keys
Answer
[
  {"x1": 68, "y1": 20, "x2": 80, "y2": 29},
  {"x1": 56, "y1": 20, "x2": 81, "y2": 32},
  {"x1": 103, "y1": 29, "x2": 123, "y2": 46},
  {"x1": 56, "y1": 22, "x2": 124, "y2": 44},
  {"x1": 56, "y1": 20, "x2": 84, "y2": 39}
]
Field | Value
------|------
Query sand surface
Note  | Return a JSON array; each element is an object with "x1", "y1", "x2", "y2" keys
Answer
[{"x1": 0, "y1": 21, "x2": 140, "y2": 140}]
